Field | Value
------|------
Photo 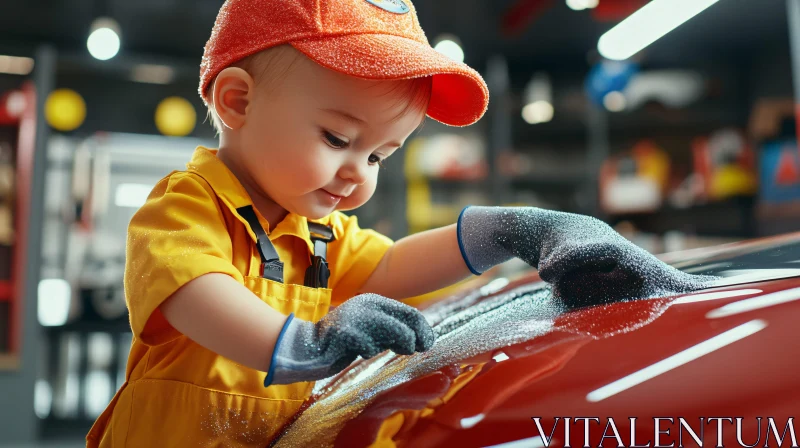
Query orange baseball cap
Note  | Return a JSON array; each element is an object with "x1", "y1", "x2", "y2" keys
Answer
[{"x1": 199, "y1": 0, "x2": 489, "y2": 127}]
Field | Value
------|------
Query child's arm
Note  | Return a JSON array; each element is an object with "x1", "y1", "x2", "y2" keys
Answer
[
  {"x1": 159, "y1": 273, "x2": 434, "y2": 384},
  {"x1": 161, "y1": 273, "x2": 288, "y2": 372},
  {"x1": 360, "y1": 206, "x2": 712, "y2": 303},
  {"x1": 359, "y1": 224, "x2": 471, "y2": 299}
]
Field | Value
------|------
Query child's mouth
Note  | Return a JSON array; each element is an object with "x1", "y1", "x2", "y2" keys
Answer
[{"x1": 319, "y1": 189, "x2": 343, "y2": 205}]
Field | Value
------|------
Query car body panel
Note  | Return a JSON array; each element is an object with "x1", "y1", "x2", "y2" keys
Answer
[{"x1": 273, "y1": 234, "x2": 800, "y2": 448}]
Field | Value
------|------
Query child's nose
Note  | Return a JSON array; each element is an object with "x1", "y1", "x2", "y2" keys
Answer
[{"x1": 338, "y1": 160, "x2": 369, "y2": 185}]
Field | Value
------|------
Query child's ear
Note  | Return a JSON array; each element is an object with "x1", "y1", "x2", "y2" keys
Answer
[{"x1": 212, "y1": 67, "x2": 254, "y2": 130}]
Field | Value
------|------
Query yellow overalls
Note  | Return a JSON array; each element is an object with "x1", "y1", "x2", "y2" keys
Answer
[{"x1": 86, "y1": 146, "x2": 393, "y2": 447}]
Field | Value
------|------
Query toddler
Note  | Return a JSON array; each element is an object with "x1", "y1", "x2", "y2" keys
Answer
[{"x1": 87, "y1": 0, "x2": 707, "y2": 446}]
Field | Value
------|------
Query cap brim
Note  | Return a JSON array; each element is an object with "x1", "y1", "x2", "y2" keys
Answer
[{"x1": 291, "y1": 34, "x2": 489, "y2": 127}]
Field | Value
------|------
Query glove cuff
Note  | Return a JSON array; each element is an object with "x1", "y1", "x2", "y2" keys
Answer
[
  {"x1": 263, "y1": 312, "x2": 295, "y2": 388},
  {"x1": 457, "y1": 206, "x2": 517, "y2": 275},
  {"x1": 457, "y1": 206, "x2": 482, "y2": 275}
]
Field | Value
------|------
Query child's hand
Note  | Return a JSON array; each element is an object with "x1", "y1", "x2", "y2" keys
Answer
[
  {"x1": 457, "y1": 206, "x2": 715, "y2": 307},
  {"x1": 264, "y1": 293, "x2": 435, "y2": 386}
]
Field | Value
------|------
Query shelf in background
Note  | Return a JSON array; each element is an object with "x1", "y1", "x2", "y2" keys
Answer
[
  {"x1": 512, "y1": 102, "x2": 746, "y2": 143},
  {"x1": 510, "y1": 173, "x2": 586, "y2": 189},
  {"x1": 608, "y1": 196, "x2": 757, "y2": 238},
  {"x1": 757, "y1": 202, "x2": 800, "y2": 236},
  {"x1": 513, "y1": 121, "x2": 587, "y2": 140},
  {"x1": 40, "y1": 416, "x2": 96, "y2": 441},
  {"x1": 424, "y1": 175, "x2": 586, "y2": 189},
  {"x1": 423, "y1": 177, "x2": 490, "y2": 186}
]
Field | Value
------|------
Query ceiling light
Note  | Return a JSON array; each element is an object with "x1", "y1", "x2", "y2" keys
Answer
[
  {"x1": 523, "y1": 72, "x2": 553, "y2": 124},
  {"x1": 598, "y1": 0, "x2": 722, "y2": 61},
  {"x1": 603, "y1": 91, "x2": 627, "y2": 112},
  {"x1": 433, "y1": 35, "x2": 465, "y2": 63},
  {"x1": 522, "y1": 101, "x2": 554, "y2": 124},
  {"x1": 87, "y1": 18, "x2": 121, "y2": 61}
]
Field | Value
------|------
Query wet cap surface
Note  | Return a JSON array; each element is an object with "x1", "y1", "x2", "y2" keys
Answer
[{"x1": 290, "y1": 34, "x2": 488, "y2": 127}]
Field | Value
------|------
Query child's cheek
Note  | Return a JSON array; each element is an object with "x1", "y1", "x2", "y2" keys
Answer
[
  {"x1": 339, "y1": 178, "x2": 377, "y2": 211},
  {"x1": 295, "y1": 147, "x2": 333, "y2": 191}
]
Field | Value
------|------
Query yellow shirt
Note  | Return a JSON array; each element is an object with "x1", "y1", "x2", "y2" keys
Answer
[{"x1": 87, "y1": 146, "x2": 393, "y2": 447}]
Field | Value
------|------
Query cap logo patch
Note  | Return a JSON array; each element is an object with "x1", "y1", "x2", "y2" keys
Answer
[{"x1": 364, "y1": 0, "x2": 410, "y2": 14}]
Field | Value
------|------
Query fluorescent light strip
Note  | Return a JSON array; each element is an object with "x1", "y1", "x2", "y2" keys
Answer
[
  {"x1": 598, "y1": 0, "x2": 722, "y2": 60},
  {"x1": 586, "y1": 319, "x2": 767, "y2": 402},
  {"x1": 706, "y1": 287, "x2": 800, "y2": 319},
  {"x1": 673, "y1": 289, "x2": 762, "y2": 305},
  {"x1": 0, "y1": 55, "x2": 34, "y2": 75}
]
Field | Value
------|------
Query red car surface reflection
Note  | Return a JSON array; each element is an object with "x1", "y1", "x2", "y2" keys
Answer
[{"x1": 272, "y1": 234, "x2": 800, "y2": 448}]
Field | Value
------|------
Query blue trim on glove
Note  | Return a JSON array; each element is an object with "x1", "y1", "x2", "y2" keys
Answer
[
  {"x1": 263, "y1": 312, "x2": 295, "y2": 388},
  {"x1": 457, "y1": 206, "x2": 481, "y2": 276}
]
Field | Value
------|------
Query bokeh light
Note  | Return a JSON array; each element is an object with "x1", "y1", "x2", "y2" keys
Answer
[
  {"x1": 155, "y1": 97, "x2": 197, "y2": 137},
  {"x1": 45, "y1": 89, "x2": 87, "y2": 132}
]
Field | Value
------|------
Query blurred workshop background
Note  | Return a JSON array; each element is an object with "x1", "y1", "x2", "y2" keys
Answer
[{"x1": 0, "y1": 0, "x2": 798, "y2": 445}]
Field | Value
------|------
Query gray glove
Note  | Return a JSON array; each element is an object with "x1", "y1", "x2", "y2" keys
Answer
[
  {"x1": 457, "y1": 206, "x2": 714, "y2": 307},
  {"x1": 264, "y1": 293, "x2": 435, "y2": 386}
]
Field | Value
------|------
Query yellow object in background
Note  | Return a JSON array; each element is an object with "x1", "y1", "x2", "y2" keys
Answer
[
  {"x1": 155, "y1": 96, "x2": 196, "y2": 137},
  {"x1": 633, "y1": 140, "x2": 670, "y2": 191},
  {"x1": 710, "y1": 165, "x2": 758, "y2": 199},
  {"x1": 45, "y1": 88, "x2": 86, "y2": 131}
]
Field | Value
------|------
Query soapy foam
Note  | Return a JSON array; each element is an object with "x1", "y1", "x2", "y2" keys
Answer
[
  {"x1": 274, "y1": 285, "x2": 561, "y2": 447},
  {"x1": 274, "y1": 279, "x2": 709, "y2": 446}
]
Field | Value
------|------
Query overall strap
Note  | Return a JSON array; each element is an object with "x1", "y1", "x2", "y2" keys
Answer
[
  {"x1": 236, "y1": 205, "x2": 335, "y2": 288},
  {"x1": 305, "y1": 222, "x2": 335, "y2": 288},
  {"x1": 307, "y1": 222, "x2": 334, "y2": 259},
  {"x1": 236, "y1": 205, "x2": 284, "y2": 283}
]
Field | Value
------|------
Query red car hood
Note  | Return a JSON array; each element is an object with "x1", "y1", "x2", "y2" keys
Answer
[{"x1": 273, "y1": 235, "x2": 800, "y2": 448}]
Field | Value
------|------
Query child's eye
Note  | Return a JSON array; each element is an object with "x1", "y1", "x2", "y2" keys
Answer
[
  {"x1": 323, "y1": 131, "x2": 348, "y2": 149},
  {"x1": 368, "y1": 154, "x2": 385, "y2": 167}
]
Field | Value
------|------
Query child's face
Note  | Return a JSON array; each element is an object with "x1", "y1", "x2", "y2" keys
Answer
[{"x1": 235, "y1": 54, "x2": 427, "y2": 220}]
